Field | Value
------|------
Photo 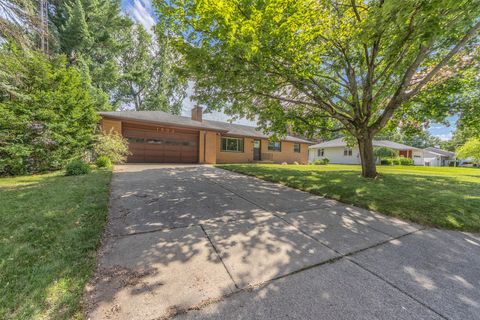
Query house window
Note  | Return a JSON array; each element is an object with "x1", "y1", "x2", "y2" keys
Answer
[
  {"x1": 317, "y1": 148, "x2": 324, "y2": 157},
  {"x1": 344, "y1": 148, "x2": 353, "y2": 156},
  {"x1": 293, "y1": 143, "x2": 301, "y2": 153},
  {"x1": 126, "y1": 137, "x2": 144, "y2": 143},
  {"x1": 268, "y1": 141, "x2": 281, "y2": 152},
  {"x1": 221, "y1": 137, "x2": 244, "y2": 152}
]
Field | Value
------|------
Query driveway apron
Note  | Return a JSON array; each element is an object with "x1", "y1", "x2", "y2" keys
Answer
[{"x1": 86, "y1": 165, "x2": 480, "y2": 320}]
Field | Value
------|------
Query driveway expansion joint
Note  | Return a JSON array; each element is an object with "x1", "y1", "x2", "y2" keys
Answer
[
  {"x1": 347, "y1": 259, "x2": 449, "y2": 320},
  {"x1": 199, "y1": 224, "x2": 240, "y2": 290}
]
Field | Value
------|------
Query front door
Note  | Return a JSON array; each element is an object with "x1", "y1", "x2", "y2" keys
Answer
[{"x1": 253, "y1": 139, "x2": 261, "y2": 161}]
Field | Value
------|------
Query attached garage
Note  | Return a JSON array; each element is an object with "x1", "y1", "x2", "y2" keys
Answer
[{"x1": 122, "y1": 122, "x2": 199, "y2": 163}]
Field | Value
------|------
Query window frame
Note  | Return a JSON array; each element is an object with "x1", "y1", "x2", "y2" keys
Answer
[
  {"x1": 293, "y1": 143, "x2": 301, "y2": 153},
  {"x1": 220, "y1": 136, "x2": 244, "y2": 153},
  {"x1": 268, "y1": 141, "x2": 282, "y2": 152},
  {"x1": 317, "y1": 148, "x2": 324, "y2": 157},
  {"x1": 344, "y1": 148, "x2": 353, "y2": 156}
]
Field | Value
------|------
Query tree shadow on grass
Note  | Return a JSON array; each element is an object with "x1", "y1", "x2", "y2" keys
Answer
[{"x1": 221, "y1": 165, "x2": 480, "y2": 231}]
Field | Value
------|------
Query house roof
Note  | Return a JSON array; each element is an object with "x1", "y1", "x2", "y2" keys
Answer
[
  {"x1": 424, "y1": 147, "x2": 455, "y2": 157},
  {"x1": 99, "y1": 111, "x2": 312, "y2": 144},
  {"x1": 309, "y1": 137, "x2": 419, "y2": 150}
]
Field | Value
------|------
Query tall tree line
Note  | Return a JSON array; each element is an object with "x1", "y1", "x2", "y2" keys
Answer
[{"x1": 0, "y1": 0, "x2": 186, "y2": 112}]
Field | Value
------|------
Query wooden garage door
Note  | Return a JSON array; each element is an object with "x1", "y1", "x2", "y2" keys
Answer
[{"x1": 122, "y1": 123, "x2": 199, "y2": 163}]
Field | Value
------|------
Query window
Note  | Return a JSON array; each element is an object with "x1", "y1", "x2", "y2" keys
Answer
[
  {"x1": 317, "y1": 148, "x2": 324, "y2": 157},
  {"x1": 221, "y1": 137, "x2": 244, "y2": 152},
  {"x1": 126, "y1": 137, "x2": 144, "y2": 143},
  {"x1": 293, "y1": 143, "x2": 301, "y2": 153},
  {"x1": 344, "y1": 148, "x2": 353, "y2": 156},
  {"x1": 268, "y1": 141, "x2": 281, "y2": 152}
]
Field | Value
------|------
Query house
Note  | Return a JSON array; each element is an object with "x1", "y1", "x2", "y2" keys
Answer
[
  {"x1": 308, "y1": 138, "x2": 424, "y2": 165},
  {"x1": 99, "y1": 107, "x2": 312, "y2": 164},
  {"x1": 422, "y1": 147, "x2": 456, "y2": 166}
]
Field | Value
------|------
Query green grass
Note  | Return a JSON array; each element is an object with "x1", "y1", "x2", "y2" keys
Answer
[
  {"x1": 217, "y1": 164, "x2": 480, "y2": 232},
  {"x1": 0, "y1": 169, "x2": 112, "y2": 320}
]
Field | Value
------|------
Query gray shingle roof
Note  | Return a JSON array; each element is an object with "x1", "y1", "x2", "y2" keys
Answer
[
  {"x1": 309, "y1": 137, "x2": 419, "y2": 150},
  {"x1": 99, "y1": 111, "x2": 312, "y2": 144},
  {"x1": 424, "y1": 147, "x2": 455, "y2": 157}
]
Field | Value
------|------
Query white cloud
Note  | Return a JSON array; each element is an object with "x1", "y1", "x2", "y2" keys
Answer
[
  {"x1": 124, "y1": 0, "x2": 155, "y2": 34},
  {"x1": 433, "y1": 133, "x2": 453, "y2": 141}
]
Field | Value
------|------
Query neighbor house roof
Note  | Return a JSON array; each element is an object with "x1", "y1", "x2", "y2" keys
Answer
[
  {"x1": 309, "y1": 137, "x2": 419, "y2": 150},
  {"x1": 424, "y1": 147, "x2": 455, "y2": 157},
  {"x1": 99, "y1": 111, "x2": 312, "y2": 144}
]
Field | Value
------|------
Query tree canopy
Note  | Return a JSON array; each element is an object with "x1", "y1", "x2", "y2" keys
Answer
[
  {"x1": 456, "y1": 138, "x2": 480, "y2": 164},
  {"x1": 156, "y1": 0, "x2": 480, "y2": 177}
]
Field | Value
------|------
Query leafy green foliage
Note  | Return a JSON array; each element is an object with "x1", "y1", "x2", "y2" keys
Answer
[
  {"x1": 456, "y1": 138, "x2": 480, "y2": 164},
  {"x1": 313, "y1": 158, "x2": 329, "y2": 165},
  {"x1": 374, "y1": 147, "x2": 397, "y2": 159},
  {"x1": 218, "y1": 164, "x2": 480, "y2": 231},
  {"x1": 0, "y1": 46, "x2": 98, "y2": 175},
  {"x1": 114, "y1": 24, "x2": 187, "y2": 112},
  {"x1": 93, "y1": 130, "x2": 130, "y2": 163},
  {"x1": 95, "y1": 155, "x2": 112, "y2": 168},
  {"x1": 156, "y1": 0, "x2": 480, "y2": 177},
  {"x1": 65, "y1": 159, "x2": 92, "y2": 175},
  {"x1": 380, "y1": 157, "x2": 414, "y2": 166}
]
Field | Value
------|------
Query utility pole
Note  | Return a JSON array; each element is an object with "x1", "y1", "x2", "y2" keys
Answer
[{"x1": 39, "y1": 0, "x2": 49, "y2": 53}]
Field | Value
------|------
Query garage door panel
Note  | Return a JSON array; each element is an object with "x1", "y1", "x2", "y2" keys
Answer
[{"x1": 122, "y1": 123, "x2": 198, "y2": 163}]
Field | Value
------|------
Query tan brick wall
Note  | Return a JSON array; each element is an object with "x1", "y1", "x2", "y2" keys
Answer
[
  {"x1": 216, "y1": 136, "x2": 309, "y2": 164},
  {"x1": 204, "y1": 131, "x2": 218, "y2": 164},
  {"x1": 265, "y1": 141, "x2": 309, "y2": 164},
  {"x1": 216, "y1": 136, "x2": 254, "y2": 163},
  {"x1": 101, "y1": 119, "x2": 122, "y2": 134}
]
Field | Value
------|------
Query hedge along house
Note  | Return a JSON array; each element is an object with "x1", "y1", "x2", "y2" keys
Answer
[{"x1": 99, "y1": 107, "x2": 312, "y2": 164}]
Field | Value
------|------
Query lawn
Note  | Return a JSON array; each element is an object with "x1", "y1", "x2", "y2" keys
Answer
[
  {"x1": 0, "y1": 170, "x2": 112, "y2": 320},
  {"x1": 217, "y1": 164, "x2": 480, "y2": 232}
]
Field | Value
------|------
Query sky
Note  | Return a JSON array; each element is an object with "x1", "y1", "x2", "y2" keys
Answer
[{"x1": 120, "y1": 0, "x2": 456, "y2": 139}]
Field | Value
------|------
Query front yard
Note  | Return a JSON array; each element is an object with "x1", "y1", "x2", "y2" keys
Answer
[
  {"x1": 218, "y1": 164, "x2": 480, "y2": 232},
  {"x1": 0, "y1": 170, "x2": 111, "y2": 319}
]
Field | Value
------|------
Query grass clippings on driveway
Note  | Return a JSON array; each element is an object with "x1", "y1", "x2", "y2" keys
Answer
[
  {"x1": 217, "y1": 164, "x2": 480, "y2": 232},
  {"x1": 0, "y1": 169, "x2": 112, "y2": 320}
]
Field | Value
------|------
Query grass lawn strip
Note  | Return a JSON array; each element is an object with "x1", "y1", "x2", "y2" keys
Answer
[
  {"x1": 0, "y1": 169, "x2": 112, "y2": 319},
  {"x1": 217, "y1": 164, "x2": 480, "y2": 232}
]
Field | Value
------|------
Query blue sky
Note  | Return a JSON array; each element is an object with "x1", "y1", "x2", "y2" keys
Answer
[{"x1": 120, "y1": 0, "x2": 456, "y2": 139}]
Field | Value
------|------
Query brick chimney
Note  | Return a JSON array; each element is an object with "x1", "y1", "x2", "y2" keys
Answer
[{"x1": 191, "y1": 106, "x2": 203, "y2": 122}]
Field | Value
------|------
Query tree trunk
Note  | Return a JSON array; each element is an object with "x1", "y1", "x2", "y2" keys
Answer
[{"x1": 357, "y1": 134, "x2": 377, "y2": 178}]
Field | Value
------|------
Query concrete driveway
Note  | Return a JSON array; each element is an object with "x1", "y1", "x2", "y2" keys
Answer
[{"x1": 86, "y1": 165, "x2": 480, "y2": 320}]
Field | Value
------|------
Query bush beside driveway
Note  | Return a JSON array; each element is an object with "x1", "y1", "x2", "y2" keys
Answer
[{"x1": 217, "y1": 164, "x2": 480, "y2": 232}]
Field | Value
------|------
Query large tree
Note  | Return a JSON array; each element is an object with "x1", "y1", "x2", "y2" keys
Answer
[
  {"x1": 114, "y1": 23, "x2": 187, "y2": 113},
  {"x1": 156, "y1": 0, "x2": 480, "y2": 177}
]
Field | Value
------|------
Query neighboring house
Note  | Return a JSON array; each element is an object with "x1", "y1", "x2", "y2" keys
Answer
[
  {"x1": 308, "y1": 138, "x2": 424, "y2": 165},
  {"x1": 422, "y1": 147, "x2": 456, "y2": 166},
  {"x1": 99, "y1": 107, "x2": 312, "y2": 164}
]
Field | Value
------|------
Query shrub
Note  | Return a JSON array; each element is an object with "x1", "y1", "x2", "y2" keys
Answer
[
  {"x1": 380, "y1": 158, "x2": 393, "y2": 165},
  {"x1": 95, "y1": 155, "x2": 112, "y2": 168},
  {"x1": 65, "y1": 160, "x2": 91, "y2": 176},
  {"x1": 313, "y1": 158, "x2": 329, "y2": 165},
  {"x1": 93, "y1": 130, "x2": 130, "y2": 163},
  {"x1": 398, "y1": 156, "x2": 414, "y2": 165},
  {"x1": 281, "y1": 162, "x2": 288, "y2": 165},
  {"x1": 0, "y1": 48, "x2": 98, "y2": 176},
  {"x1": 293, "y1": 161, "x2": 300, "y2": 165}
]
